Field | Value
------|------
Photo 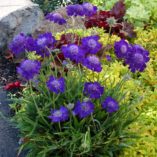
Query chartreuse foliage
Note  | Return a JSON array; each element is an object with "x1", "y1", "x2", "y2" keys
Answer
[
  {"x1": 57, "y1": 27, "x2": 157, "y2": 156},
  {"x1": 87, "y1": 0, "x2": 157, "y2": 27},
  {"x1": 119, "y1": 28, "x2": 157, "y2": 156}
]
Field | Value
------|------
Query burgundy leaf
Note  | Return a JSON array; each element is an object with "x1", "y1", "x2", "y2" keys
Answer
[{"x1": 110, "y1": 0, "x2": 126, "y2": 21}]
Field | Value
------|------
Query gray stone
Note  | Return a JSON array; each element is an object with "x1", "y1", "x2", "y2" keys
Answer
[
  {"x1": 0, "y1": 87, "x2": 19, "y2": 157},
  {"x1": 0, "y1": 0, "x2": 44, "y2": 54}
]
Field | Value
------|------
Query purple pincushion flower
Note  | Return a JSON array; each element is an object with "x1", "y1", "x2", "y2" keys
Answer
[
  {"x1": 81, "y1": 35, "x2": 102, "y2": 54},
  {"x1": 45, "y1": 12, "x2": 66, "y2": 25},
  {"x1": 114, "y1": 39, "x2": 130, "y2": 59},
  {"x1": 46, "y1": 76, "x2": 65, "y2": 94},
  {"x1": 73, "y1": 100, "x2": 94, "y2": 118},
  {"x1": 17, "y1": 60, "x2": 41, "y2": 80},
  {"x1": 61, "y1": 44, "x2": 85, "y2": 63},
  {"x1": 83, "y1": 82, "x2": 104, "y2": 99},
  {"x1": 102, "y1": 96, "x2": 119, "y2": 113},
  {"x1": 48, "y1": 106, "x2": 69, "y2": 123},
  {"x1": 106, "y1": 55, "x2": 112, "y2": 61},
  {"x1": 9, "y1": 33, "x2": 37, "y2": 55},
  {"x1": 125, "y1": 44, "x2": 150, "y2": 72},
  {"x1": 35, "y1": 32, "x2": 56, "y2": 57},
  {"x1": 9, "y1": 33, "x2": 27, "y2": 55},
  {"x1": 36, "y1": 32, "x2": 56, "y2": 48},
  {"x1": 25, "y1": 35, "x2": 37, "y2": 52},
  {"x1": 83, "y1": 55, "x2": 102, "y2": 72},
  {"x1": 82, "y1": 2, "x2": 97, "y2": 16},
  {"x1": 66, "y1": 4, "x2": 84, "y2": 16}
]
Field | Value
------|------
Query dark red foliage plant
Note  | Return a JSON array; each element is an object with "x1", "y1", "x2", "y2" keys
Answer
[{"x1": 84, "y1": 0, "x2": 136, "y2": 39}]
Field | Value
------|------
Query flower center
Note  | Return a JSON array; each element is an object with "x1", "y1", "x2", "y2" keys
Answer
[
  {"x1": 24, "y1": 61, "x2": 36, "y2": 71},
  {"x1": 76, "y1": 5, "x2": 83, "y2": 13},
  {"x1": 53, "y1": 13, "x2": 62, "y2": 18},
  {"x1": 53, "y1": 111, "x2": 62, "y2": 117},
  {"x1": 120, "y1": 45, "x2": 127, "y2": 54},
  {"x1": 88, "y1": 39, "x2": 97, "y2": 49},
  {"x1": 84, "y1": 3, "x2": 93, "y2": 11},
  {"x1": 69, "y1": 45, "x2": 79, "y2": 55},
  {"x1": 37, "y1": 37, "x2": 46, "y2": 45},
  {"x1": 108, "y1": 101, "x2": 115, "y2": 108},
  {"x1": 134, "y1": 53, "x2": 144, "y2": 64},
  {"x1": 51, "y1": 80, "x2": 60, "y2": 89},
  {"x1": 88, "y1": 56, "x2": 99, "y2": 65},
  {"x1": 81, "y1": 103, "x2": 90, "y2": 111},
  {"x1": 88, "y1": 84, "x2": 98, "y2": 92}
]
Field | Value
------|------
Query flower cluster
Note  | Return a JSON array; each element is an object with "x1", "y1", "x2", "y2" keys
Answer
[
  {"x1": 47, "y1": 77, "x2": 119, "y2": 123},
  {"x1": 35, "y1": 32, "x2": 56, "y2": 57},
  {"x1": 9, "y1": 32, "x2": 56, "y2": 57},
  {"x1": 81, "y1": 35, "x2": 102, "y2": 54},
  {"x1": 83, "y1": 82, "x2": 104, "y2": 99},
  {"x1": 17, "y1": 60, "x2": 41, "y2": 80},
  {"x1": 102, "y1": 96, "x2": 119, "y2": 113},
  {"x1": 114, "y1": 39, "x2": 150, "y2": 72},
  {"x1": 66, "y1": 2, "x2": 97, "y2": 17},
  {"x1": 9, "y1": 33, "x2": 35, "y2": 56},
  {"x1": 48, "y1": 106, "x2": 69, "y2": 122},
  {"x1": 61, "y1": 44, "x2": 85, "y2": 63},
  {"x1": 45, "y1": 13, "x2": 66, "y2": 25},
  {"x1": 60, "y1": 35, "x2": 103, "y2": 72},
  {"x1": 46, "y1": 76, "x2": 65, "y2": 94}
]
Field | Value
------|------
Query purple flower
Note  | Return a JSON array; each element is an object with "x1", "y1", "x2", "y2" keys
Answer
[
  {"x1": 36, "y1": 32, "x2": 56, "y2": 48},
  {"x1": 9, "y1": 33, "x2": 37, "y2": 55},
  {"x1": 102, "y1": 96, "x2": 119, "y2": 113},
  {"x1": 45, "y1": 12, "x2": 66, "y2": 25},
  {"x1": 61, "y1": 44, "x2": 85, "y2": 63},
  {"x1": 114, "y1": 39, "x2": 130, "y2": 59},
  {"x1": 82, "y1": 2, "x2": 97, "y2": 16},
  {"x1": 83, "y1": 55, "x2": 102, "y2": 72},
  {"x1": 66, "y1": 4, "x2": 84, "y2": 16},
  {"x1": 106, "y1": 55, "x2": 112, "y2": 61},
  {"x1": 17, "y1": 60, "x2": 41, "y2": 80},
  {"x1": 35, "y1": 32, "x2": 56, "y2": 57},
  {"x1": 84, "y1": 82, "x2": 104, "y2": 99},
  {"x1": 73, "y1": 100, "x2": 94, "y2": 118},
  {"x1": 48, "y1": 106, "x2": 69, "y2": 123},
  {"x1": 9, "y1": 33, "x2": 27, "y2": 55},
  {"x1": 81, "y1": 35, "x2": 102, "y2": 54},
  {"x1": 46, "y1": 76, "x2": 65, "y2": 94},
  {"x1": 125, "y1": 44, "x2": 150, "y2": 72}
]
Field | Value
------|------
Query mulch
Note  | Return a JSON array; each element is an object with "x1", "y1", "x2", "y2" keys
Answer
[{"x1": 0, "y1": 55, "x2": 17, "y2": 86}]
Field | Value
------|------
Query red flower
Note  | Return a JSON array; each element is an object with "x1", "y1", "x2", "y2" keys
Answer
[{"x1": 4, "y1": 81, "x2": 21, "y2": 90}]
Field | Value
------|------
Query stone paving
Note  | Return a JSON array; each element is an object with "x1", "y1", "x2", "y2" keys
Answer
[{"x1": 0, "y1": 87, "x2": 19, "y2": 157}]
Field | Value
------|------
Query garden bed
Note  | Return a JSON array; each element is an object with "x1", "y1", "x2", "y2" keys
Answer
[{"x1": 1, "y1": 0, "x2": 157, "y2": 157}]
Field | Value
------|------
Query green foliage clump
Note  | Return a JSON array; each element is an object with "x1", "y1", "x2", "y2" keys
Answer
[{"x1": 10, "y1": 27, "x2": 140, "y2": 157}]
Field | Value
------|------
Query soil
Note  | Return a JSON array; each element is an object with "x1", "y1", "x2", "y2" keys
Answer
[{"x1": 0, "y1": 56, "x2": 17, "y2": 85}]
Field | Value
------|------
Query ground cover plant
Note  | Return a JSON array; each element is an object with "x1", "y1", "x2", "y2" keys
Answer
[{"x1": 5, "y1": 1, "x2": 157, "y2": 157}]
